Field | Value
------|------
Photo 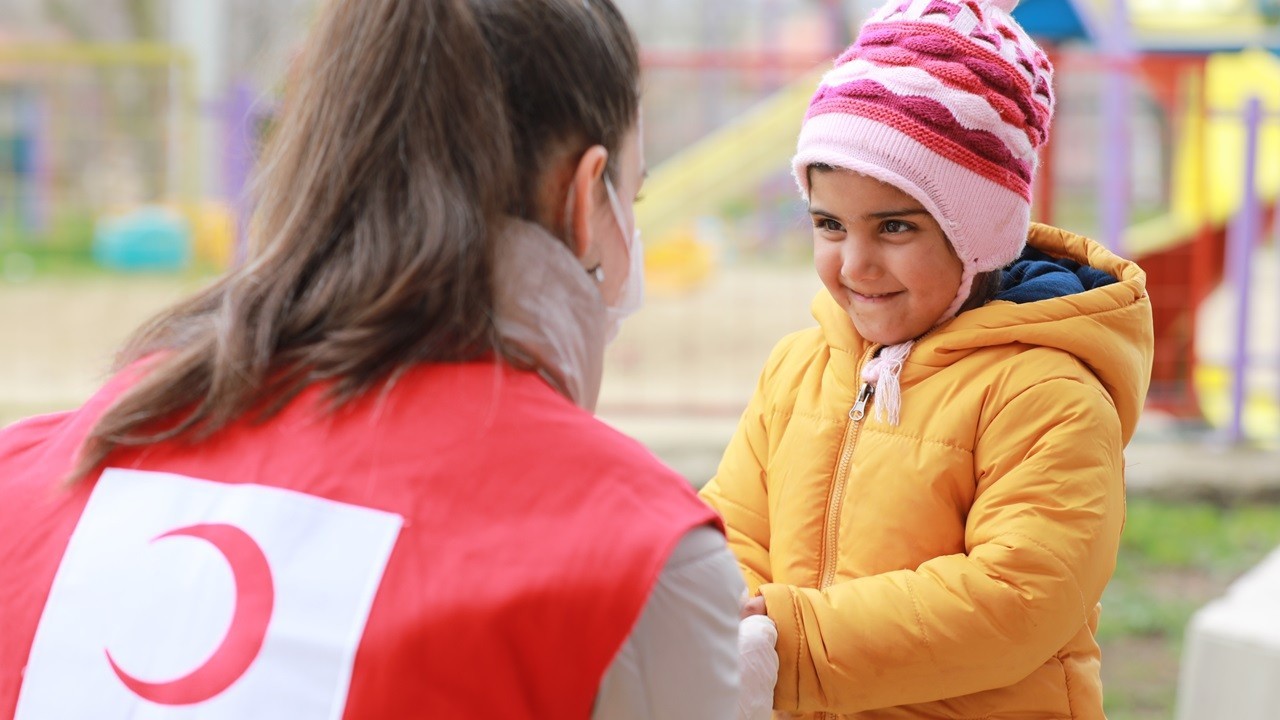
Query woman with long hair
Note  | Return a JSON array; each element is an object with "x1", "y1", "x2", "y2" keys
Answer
[{"x1": 0, "y1": 1, "x2": 742, "y2": 718}]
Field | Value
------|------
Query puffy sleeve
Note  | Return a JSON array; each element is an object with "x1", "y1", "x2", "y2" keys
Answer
[
  {"x1": 760, "y1": 378, "x2": 1126, "y2": 714},
  {"x1": 698, "y1": 334, "x2": 804, "y2": 594}
]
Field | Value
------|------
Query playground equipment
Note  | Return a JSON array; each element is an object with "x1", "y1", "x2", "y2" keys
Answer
[
  {"x1": 635, "y1": 0, "x2": 1280, "y2": 442},
  {"x1": 635, "y1": 66, "x2": 821, "y2": 293},
  {"x1": 0, "y1": 43, "x2": 201, "y2": 264},
  {"x1": 92, "y1": 205, "x2": 190, "y2": 272},
  {"x1": 1127, "y1": 48, "x2": 1280, "y2": 443},
  {"x1": 634, "y1": 0, "x2": 1093, "y2": 297},
  {"x1": 0, "y1": 86, "x2": 47, "y2": 239}
]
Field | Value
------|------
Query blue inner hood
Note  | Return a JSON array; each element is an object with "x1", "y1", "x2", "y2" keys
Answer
[{"x1": 996, "y1": 246, "x2": 1118, "y2": 304}]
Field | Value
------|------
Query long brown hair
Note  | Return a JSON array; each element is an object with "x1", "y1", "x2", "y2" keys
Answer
[{"x1": 73, "y1": 0, "x2": 640, "y2": 479}]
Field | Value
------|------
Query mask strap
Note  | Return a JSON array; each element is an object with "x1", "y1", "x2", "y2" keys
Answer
[{"x1": 602, "y1": 176, "x2": 634, "y2": 260}]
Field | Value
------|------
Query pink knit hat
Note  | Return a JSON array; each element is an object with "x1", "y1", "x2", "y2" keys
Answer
[
  {"x1": 793, "y1": 0, "x2": 1055, "y2": 321},
  {"x1": 793, "y1": 0, "x2": 1055, "y2": 425}
]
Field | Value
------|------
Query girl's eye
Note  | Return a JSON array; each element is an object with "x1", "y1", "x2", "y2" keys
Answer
[
  {"x1": 813, "y1": 218, "x2": 843, "y2": 233},
  {"x1": 881, "y1": 219, "x2": 913, "y2": 234}
]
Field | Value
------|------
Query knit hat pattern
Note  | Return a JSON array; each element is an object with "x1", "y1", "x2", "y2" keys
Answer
[{"x1": 793, "y1": 0, "x2": 1055, "y2": 319}]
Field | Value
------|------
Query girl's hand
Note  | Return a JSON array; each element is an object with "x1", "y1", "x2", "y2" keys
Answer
[{"x1": 740, "y1": 594, "x2": 768, "y2": 619}]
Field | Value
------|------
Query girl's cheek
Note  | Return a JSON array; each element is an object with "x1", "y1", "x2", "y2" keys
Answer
[{"x1": 818, "y1": 252, "x2": 843, "y2": 279}]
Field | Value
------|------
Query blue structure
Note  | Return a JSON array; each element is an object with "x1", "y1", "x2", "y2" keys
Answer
[
  {"x1": 0, "y1": 87, "x2": 48, "y2": 241},
  {"x1": 92, "y1": 207, "x2": 192, "y2": 272},
  {"x1": 1012, "y1": 0, "x2": 1094, "y2": 43}
]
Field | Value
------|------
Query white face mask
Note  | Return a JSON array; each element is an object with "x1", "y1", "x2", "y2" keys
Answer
[{"x1": 602, "y1": 176, "x2": 644, "y2": 343}]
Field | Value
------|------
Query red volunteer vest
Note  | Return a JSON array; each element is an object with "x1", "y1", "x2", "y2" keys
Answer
[{"x1": 0, "y1": 361, "x2": 720, "y2": 719}]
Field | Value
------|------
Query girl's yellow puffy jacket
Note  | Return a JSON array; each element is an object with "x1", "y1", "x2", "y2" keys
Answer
[{"x1": 700, "y1": 225, "x2": 1154, "y2": 719}]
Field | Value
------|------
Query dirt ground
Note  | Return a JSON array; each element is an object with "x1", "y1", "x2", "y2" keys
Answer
[
  {"x1": 1098, "y1": 566, "x2": 1222, "y2": 720},
  {"x1": 0, "y1": 274, "x2": 212, "y2": 423},
  {"x1": 0, "y1": 263, "x2": 826, "y2": 424}
]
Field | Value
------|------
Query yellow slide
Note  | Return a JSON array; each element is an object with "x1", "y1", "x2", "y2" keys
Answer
[
  {"x1": 639, "y1": 48, "x2": 1280, "y2": 279},
  {"x1": 1158, "y1": 49, "x2": 1280, "y2": 443},
  {"x1": 1128, "y1": 50, "x2": 1280, "y2": 257},
  {"x1": 1171, "y1": 49, "x2": 1280, "y2": 235},
  {"x1": 638, "y1": 67, "x2": 825, "y2": 294},
  {"x1": 636, "y1": 40, "x2": 1278, "y2": 439}
]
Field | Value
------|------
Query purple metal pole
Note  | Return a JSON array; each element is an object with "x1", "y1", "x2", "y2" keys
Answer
[
  {"x1": 223, "y1": 82, "x2": 256, "y2": 263},
  {"x1": 1099, "y1": 0, "x2": 1133, "y2": 255},
  {"x1": 700, "y1": 0, "x2": 721, "y2": 132},
  {"x1": 1275, "y1": 106, "x2": 1280, "y2": 429},
  {"x1": 1225, "y1": 96, "x2": 1263, "y2": 445},
  {"x1": 825, "y1": 0, "x2": 850, "y2": 51},
  {"x1": 22, "y1": 89, "x2": 52, "y2": 237},
  {"x1": 15, "y1": 89, "x2": 41, "y2": 238},
  {"x1": 761, "y1": 0, "x2": 780, "y2": 89},
  {"x1": 759, "y1": 0, "x2": 781, "y2": 250}
]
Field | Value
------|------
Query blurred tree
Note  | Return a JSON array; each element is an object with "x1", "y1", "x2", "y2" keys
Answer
[
  {"x1": 1261, "y1": 0, "x2": 1280, "y2": 24},
  {"x1": 37, "y1": 0, "x2": 168, "y2": 201},
  {"x1": 125, "y1": 0, "x2": 161, "y2": 40},
  {"x1": 0, "y1": 0, "x2": 46, "y2": 31},
  {"x1": 45, "y1": 0, "x2": 138, "y2": 41},
  {"x1": 224, "y1": 0, "x2": 317, "y2": 90}
]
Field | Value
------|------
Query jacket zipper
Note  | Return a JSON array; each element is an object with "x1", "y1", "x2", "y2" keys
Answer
[
  {"x1": 813, "y1": 345, "x2": 878, "y2": 720},
  {"x1": 818, "y1": 380, "x2": 872, "y2": 592},
  {"x1": 817, "y1": 341, "x2": 878, "y2": 594},
  {"x1": 813, "y1": 380, "x2": 871, "y2": 720}
]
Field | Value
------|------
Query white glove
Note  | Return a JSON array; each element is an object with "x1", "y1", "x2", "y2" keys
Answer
[{"x1": 737, "y1": 614, "x2": 779, "y2": 720}]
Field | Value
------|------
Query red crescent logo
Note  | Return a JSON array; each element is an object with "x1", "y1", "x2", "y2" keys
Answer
[{"x1": 105, "y1": 523, "x2": 275, "y2": 706}]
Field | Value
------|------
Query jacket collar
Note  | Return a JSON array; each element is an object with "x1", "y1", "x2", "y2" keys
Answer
[{"x1": 492, "y1": 219, "x2": 608, "y2": 412}]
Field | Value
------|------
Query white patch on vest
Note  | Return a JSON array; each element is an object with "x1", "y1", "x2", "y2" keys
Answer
[{"x1": 15, "y1": 468, "x2": 403, "y2": 719}]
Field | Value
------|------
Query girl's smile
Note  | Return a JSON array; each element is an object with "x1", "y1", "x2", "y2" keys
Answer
[{"x1": 851, "y1": 290, "x2": 902, "y2": 303}]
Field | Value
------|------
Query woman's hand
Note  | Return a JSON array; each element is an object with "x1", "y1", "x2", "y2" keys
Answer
[{"x1": 737, "y1": 611, "x2": 778, "y2": 720}]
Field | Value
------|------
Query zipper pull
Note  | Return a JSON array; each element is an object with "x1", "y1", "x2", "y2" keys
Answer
[{"x1": 850, "y1": 382, "x2": 873, "y2": 422}]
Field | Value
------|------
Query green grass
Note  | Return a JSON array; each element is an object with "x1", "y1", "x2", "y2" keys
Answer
[
  {"x1": 1100, "y1": 499, "x2": 1280, "y2": 720},
  {"x1": 1117, "y1": 501, "x2": 1280, "y2": 573},
  {"x1": 1, "y1": 208, "x2": 101, "y2": 276},
  {"x1": 1, "y1": 209, "x2": 224, "y2": 279}
]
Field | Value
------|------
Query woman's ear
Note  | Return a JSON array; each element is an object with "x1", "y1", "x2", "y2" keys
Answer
[{"x1": 567, "y1": 145, "x2": 609, "y2": 260}]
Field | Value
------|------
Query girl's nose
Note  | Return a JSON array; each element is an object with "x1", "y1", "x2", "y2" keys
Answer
[{"x1": 841, "y1": 236, "x2": 880, "y2": 281}]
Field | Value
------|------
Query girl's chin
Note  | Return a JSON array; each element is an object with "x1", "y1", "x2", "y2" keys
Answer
[{"x1": 848, "y1": 316, "x2": 914, "y2": 346}]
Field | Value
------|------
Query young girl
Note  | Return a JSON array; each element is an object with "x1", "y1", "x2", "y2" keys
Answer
[
  {"x1": 0, "y1": 1, "x2": 742, "y2": 718},
  {"x1": 703, "y1": 0, "x2": 1155, "y2": 718}
]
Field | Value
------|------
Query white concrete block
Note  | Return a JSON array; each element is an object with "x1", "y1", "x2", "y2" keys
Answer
[{"x1": 1176, "y1": 546, "x2": 1280, "y2": 720}]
